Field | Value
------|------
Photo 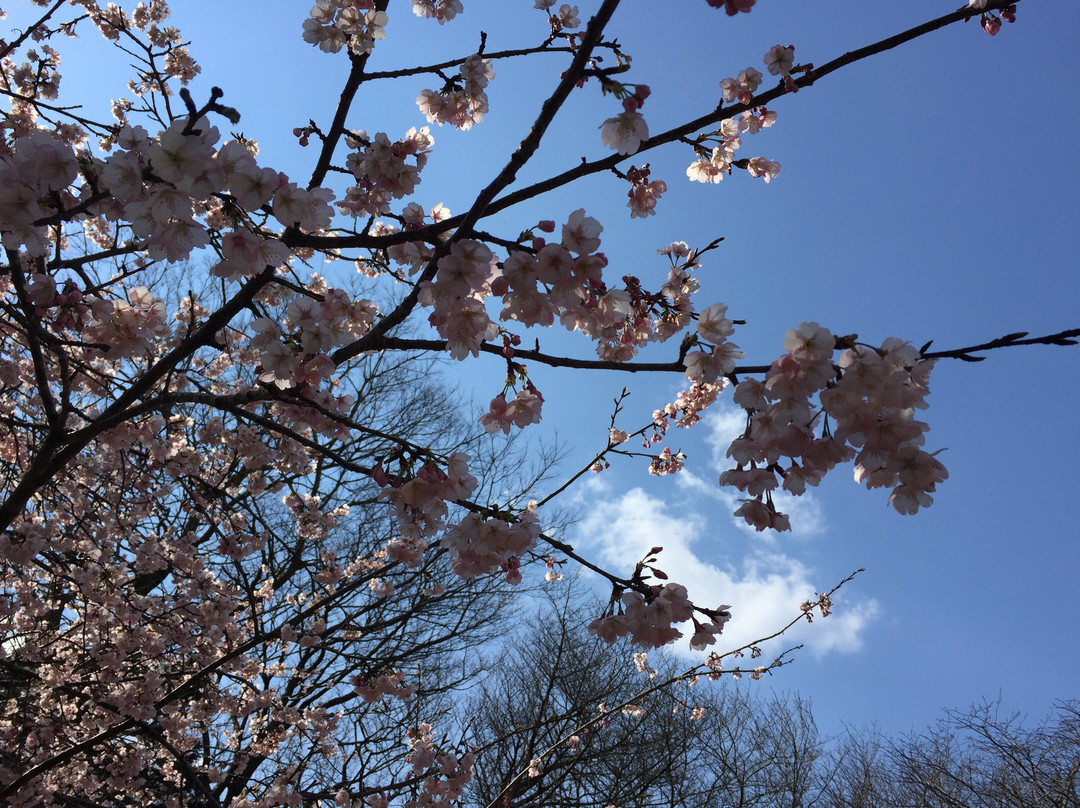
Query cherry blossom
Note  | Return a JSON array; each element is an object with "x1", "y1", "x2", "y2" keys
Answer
[
  {"x1": 696, "y1": 302, "x2": 735, "y2": 344},
  {"x1": 417, "y1": 55, "x2": 493, "y2": 130},
  {"x1": 624, "y1": 163, "x2": 666, "y2": 218},
  {"x1": 304, "y1": 2, "x2": 389, "y2": 55},
  {"x1": 686, "y1": 151, "x2": 728, "y2": 183},
  {"x1": 746, "y1": 156, "x2": 781, "y2": 182},
  {"x1": 479, "y1": 384, "x2": 545, "y2": 434},
  {"x1": 0, "y1": 2, "x2": 1060, "y2": 804},
  {"x1": 764, "y1": 44, "x2": 795, "y2": 77},
  {"x1": 601, "y1": 109, "x2": 649, "y2": 155},
  {"x1": 556, "y1": 4, "x2": 581, "y2": 30},
  {"x1": 412, "y1": 0, "x2": 463, "y2": 23},
  {"x1": 560, "y1": 208, "x2": 603, "y2": 255},
  {"x1": 721, "y1": 67, "x2": 763, "y2": 104},
  {"x1": 587, "y1": 583, "x2": 702, "y2": 648}
]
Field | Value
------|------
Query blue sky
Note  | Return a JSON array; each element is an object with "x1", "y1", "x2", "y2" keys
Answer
[{"x1": 14, "y1": 0, "x2": 1078, "y2": 738}]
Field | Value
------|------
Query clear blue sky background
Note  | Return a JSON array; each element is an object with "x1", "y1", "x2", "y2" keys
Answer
[{"x1": 14, "y1": 0, "x2": 1078, "y2": 737}]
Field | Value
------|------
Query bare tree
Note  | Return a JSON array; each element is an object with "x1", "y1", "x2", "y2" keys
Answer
[
  {"x1": 465, "y1": 588, "x2": 828, "y2": 808},
  {"x1": 825, "y1": 701, "x2": 1080, "y2": 808},
  {"x1": 466, "y1": 607, "x2": 1079, "y2": 808}
]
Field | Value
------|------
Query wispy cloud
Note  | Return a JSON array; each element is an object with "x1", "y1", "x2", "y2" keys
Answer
[{"x1": 574, "y1": 486, "x2": 877, "y2": 661}]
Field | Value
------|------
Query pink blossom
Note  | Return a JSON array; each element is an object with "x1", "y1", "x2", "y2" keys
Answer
[
  {"x1": 689, "y1": 615, "x2": 729, "y2": 651},
  {"x1": 478, "y1": 386, "x2": 544, "y2": 434},
  {"x1": 411, "y1": 0, "x2": 463, "y2": 23},
  {"x1": 784, "y1": 321, "x2": 835, "y2": 363},
  {"x1": 600, "y1": 110, "x2": 648, "y2": 155},
  {"x1": 479, "y1": 393, "x2": 511, "y2": 434},
  {"x1": 696, "y1": 303, "x2": 735, "y2": 344},
  {"x1": 649, "y1": 447, "x2": 686, "y2": 475},
  {"x1": 212, "y1": 228, "x2": 289, "y2": 279},
  {"x1": 888, "y1": 485, "x2": 934, "y2": 514},
  {"x1": 561, "y1": 208, "x2": 603, "y2": 255},
  {"x1": 764, "y1": 44, "x2": 795, "y2": 77},
  {"x1": 686, "y1": 145, "x2": 735, "y2": 183},
  {"x1": 720, "y1": 466, "x2": 778, "y2": 497},
  {"x1": 732, "y1": 378, "x2": 768, "y2": 411},
  {"x1": 683, "y1": 340, "x2": 743, "y2": 382},
  {"x1": 686, "y1": 157, "x2": 723, "y2": 184},
  {"x1": 556, "y1": 4, "x2": 580, "y2": 29},
  {"x1": 627, "y1": 177, "x2": 666, "y2": 218},
  {"x1": 440, "y1": 509, "x2": 540, "y2": 580},
  {"x1": 739, "y1": 107, "x2": 778, "y2": 133},
  {"x1": 587, "y1": 614, "x2": 624, "y2": 644},
  {"x1": 658, "y1": 241, "x2": 694, "y2": 259},
  {"x1": 733, "y1": 497, "x2": 791, "y2": 532},
  {"x1": 417, "y1": 58, "x2": 492, "y2": 128},
  {"x1": 272, "y1": 182, "x2": 335, "y2": 231},
  {"x1": 720, "y1": 67, "x2": 763, "y2": 104},
  {"x1": 460, "y1": 54, "x2": 495, "y2": 95},
  {"x1": 746, "y1": 156, "x2": 781, "y2": 183}
]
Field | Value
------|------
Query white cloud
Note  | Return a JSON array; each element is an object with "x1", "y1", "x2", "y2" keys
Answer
[
  {"x1": 704, "y1": 405, "x2": 748, "y2": 461},
  {"x1": 574, "y1": 487, "x2": 877, "y2": 662}
]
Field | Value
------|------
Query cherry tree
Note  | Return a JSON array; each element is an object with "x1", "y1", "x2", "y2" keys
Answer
[{"x1": 0, "y1": 0, "x2": 1075, "y2": 805}]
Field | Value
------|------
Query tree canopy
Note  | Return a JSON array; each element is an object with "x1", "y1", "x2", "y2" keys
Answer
[{"x1": 0, "y1": 1, "x2": 1076, "y2": 805}]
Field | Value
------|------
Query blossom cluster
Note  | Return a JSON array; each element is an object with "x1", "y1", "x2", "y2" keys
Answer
[
  {"x1": 534, "y1": 2, "x2": 582, "y2": 33},
  {"x1": 303, "y1": 0, "x2": 390, "y2": 55},
  {"x1": 417, "y1": 53, "x2": 495, "y2": 130},
  {"x1": 718, "y1": 323, "x2": 947, "y2": 529},
  {"x1": 402, "y1": 723, "x2": 476, "y2": 807},
  {"x1": 249, "y1": 285, "x2": 377, "y2": 390},
  {"x1": 0, "y1": 130, "x2": 79, "y2": 255},
  {"x1": 411, "y1": 0, "x2": 464, "y2": 24},
  {"x1": 377, "y1": 452, "x2": 479, "y2": 539},
  {"x1": 351, "y1": 669, "x2": 417, "y2": 702},
  {"x1": 683, "y1": 302, "x2": 745, "y2": 383},
  {"x1": 683, "y1": 44, "x2": 800, "y2": 185},
  {"x1": 440, "y1": 507, "x2": 541, "y2": 583},
  {"x1": 81, "y1": 285, "x2": 169, "y2": 358},
  {"x1": 588, "y1": 583, "x2": 730, "y2": 649},
  {"x1": 625, "y1": 163, "x2": 667, "y2": 219},
  {"x1": 685, "y1": 111, "x2": 779, "y2": 185},
  {"x1": 479, "y1": 384, "x2": 545, "y2": 434},
  {"x1": 0, "y1": 115, "x2": 341, "y2": 333},
  {"x1": 340, "y1": 126, "x2": 435, "y2": 217},
  {"x1": 402, "y1": 211, "x2": 704, "y2": 375}
]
